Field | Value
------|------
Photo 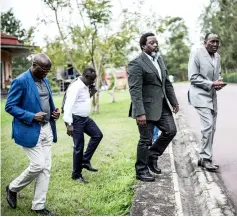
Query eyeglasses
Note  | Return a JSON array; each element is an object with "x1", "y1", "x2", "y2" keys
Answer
[{"x1": 33, "y1": 62, "x2": 51, "y2": 72}]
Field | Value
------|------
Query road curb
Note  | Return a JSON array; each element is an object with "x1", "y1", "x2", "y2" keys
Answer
[
  {"x1": 169, "y1": 143, "x2": 184, "y2": 216},
  {"x1": 173, "y1": 112, "x2": 236, "y2": 216}
]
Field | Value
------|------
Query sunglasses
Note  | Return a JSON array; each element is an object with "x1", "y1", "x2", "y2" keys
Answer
[{"x1": 33, "y1": 62, "x2": 51, "y2": 72}]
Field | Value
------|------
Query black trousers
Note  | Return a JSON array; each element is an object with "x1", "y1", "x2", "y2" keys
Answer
[
  {"x1": 136, "y1": 101, "x2": 177, "y2": 174},
  {"x1": 72, "y1": 115, "x2": 103, "y2": 179}
]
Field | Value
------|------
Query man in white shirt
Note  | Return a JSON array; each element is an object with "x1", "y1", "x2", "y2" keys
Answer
[{"x1": 63, "y1": 68, "x2": 103, "y2": 183}]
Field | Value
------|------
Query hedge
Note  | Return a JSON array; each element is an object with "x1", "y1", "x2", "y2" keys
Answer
[{"x1": 222, "y1": 72, "x2": 237, "y2": 83}]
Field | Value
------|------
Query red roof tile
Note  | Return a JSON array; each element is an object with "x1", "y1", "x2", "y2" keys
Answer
[{"x1": 1, "y1": 32, "x2": 22, "y2": 45}]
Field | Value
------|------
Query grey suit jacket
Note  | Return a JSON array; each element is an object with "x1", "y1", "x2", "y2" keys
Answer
[
  {"x1": 127, "y1": 52, "x2": 178, "y2": 121},
  {"x1": 188, "y1": 46, "x2": 221, "y2": 112}
]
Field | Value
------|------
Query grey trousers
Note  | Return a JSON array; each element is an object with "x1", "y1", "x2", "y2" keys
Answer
[
  {"x1": 9, "y1": 123, "x2": 53, "y2": 210},
  {"x1": 195, "y1": 107, "x2": 217, "y2": 160}
]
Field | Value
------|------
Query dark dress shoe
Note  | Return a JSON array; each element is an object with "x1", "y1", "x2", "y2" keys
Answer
[
  {"x1": 32, "y1": 208, "x2": 55, "y2": 216},
  {"x1": 148, "y1": 158, "x2": 161, "y2": 174},
  {"x1": 72, "y1": 175, "x2": 89, "y2": 184},
  {"x1": 82, "y1": 163, "x2": 98, "y2": 172},
  {"x1": 6, "y1": 185, "x2": 17, "y2": 209},
  {"x1": 136, "y1": 173, "x2": 155, "y2": 182},
  {"x1": 208, "y1": 159, "x2": 219, "y2": 168},
  {"x1": 198, "y1": 159, "x2": 218, "y2": 172}
]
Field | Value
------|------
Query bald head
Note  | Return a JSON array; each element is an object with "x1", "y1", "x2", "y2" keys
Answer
[
  {"x1": 31, "y1": 53, "x2": 52, "y2": 79},
  {"x1": 32, "y1": 53, "x2": 51, "y2": 68}
]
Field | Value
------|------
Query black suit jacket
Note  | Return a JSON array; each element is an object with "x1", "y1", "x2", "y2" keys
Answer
[{"x1": 127, "y1": 52, "x2": 178, "y2": 121}]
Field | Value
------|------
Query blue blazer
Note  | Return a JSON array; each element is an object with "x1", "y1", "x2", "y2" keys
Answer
[{"x1": 5, "y1": 69, "x2": 57, "y2": 147}]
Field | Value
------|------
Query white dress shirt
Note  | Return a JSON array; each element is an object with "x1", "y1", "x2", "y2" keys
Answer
[
  {"x1": 63, "y1": 78, "x2": 91, "y2": 125},
  {"x1": 144, "y1": 52, "x2": 162, "y2": 81}
]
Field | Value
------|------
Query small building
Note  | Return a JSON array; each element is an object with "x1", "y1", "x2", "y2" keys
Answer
[
  {"x1": 1, "y1": 32, "x2": 33, "y2": 91},
  {"x1": 104, "y1": 66, "x2": 127, "y2": 90}
]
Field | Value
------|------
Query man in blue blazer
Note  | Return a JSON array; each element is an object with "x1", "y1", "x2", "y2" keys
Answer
[{"x1": 5, "y1": 53, "x2": 60, "y2": 215}]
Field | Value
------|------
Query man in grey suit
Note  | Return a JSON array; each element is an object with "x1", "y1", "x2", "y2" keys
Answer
[
  {"x1": 188, "y1": 33, "x2": 226, "y2": 172},
  {"x1": 127, "y1": 32, "x2": 179, "y2": 182}
]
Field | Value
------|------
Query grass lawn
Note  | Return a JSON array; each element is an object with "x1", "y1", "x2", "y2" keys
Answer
[{"x1": 1, "y1": 90, "x2": 138, "y2": 216}]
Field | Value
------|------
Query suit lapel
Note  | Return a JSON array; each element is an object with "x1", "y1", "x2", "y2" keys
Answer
[
  {"x1": 141, "y1": 53, "x2": 162, "y2": 82},
  {"x1": 202, "y1": 47, "x2": 214, "y2": 68},
  {"x1": 26, "y1": 70, "x2": 42, "y2": 109}
]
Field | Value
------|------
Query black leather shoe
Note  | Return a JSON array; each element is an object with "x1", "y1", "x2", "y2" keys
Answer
[
  {"x1": 6, "y1": 185, "x2": 17, "y2": 209},
  {"x1": 32, "y1": 208, "x2": 55, "y2": 216},
  {"x1": 82, "y1": 163, "x2": 98, "y2": 172},
  {"x1": 72, "y1": 175, "x2": 89, "y2": 184},
  {"x1": 208, "y1": 159, "x2": 219, "y2": 168},
  {"x1": 148, "y1": 158, "x2": 161, "y2": 174},
  {"x1": 198, "y1": 159, "x2": 218, "y2": 172},
  {"x1": 136, "y1": 173, "x2": 155, "y2": 182}
]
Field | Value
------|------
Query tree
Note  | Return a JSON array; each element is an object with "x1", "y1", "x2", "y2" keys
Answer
[
  {"x1": 42, "y1": 0, "x2": 138, "y2": 113},
  {"x1": 200, "y1": 0, "x2": 237, "y2": 73},
  {"x1": 157, "y1": 17, "x2": 190, "y2": 81},
  {"x1": 1, "y1": 9, "x2": 36, "y2": 77},
  {"x1": 42, "y1": 0, "x2": 78, "y2": 72}
]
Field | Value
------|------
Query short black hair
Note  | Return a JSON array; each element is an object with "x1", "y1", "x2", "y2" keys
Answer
[
  {"x1": 82, "y1": 67, "x2": 96, "y2": 77},
  {"x1": 204, "y1": 33, "x2": 219, "y2": 40},
  {"x1": 139, "y1": 32, "x2": 155, "y2": 50}
]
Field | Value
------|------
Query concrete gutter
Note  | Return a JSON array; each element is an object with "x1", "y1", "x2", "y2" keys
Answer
[
  {"x1": 173, "y1": 112, "x2": 236, "y2": 216},
  {"x1": 130, "y1": 110, "x2": 236, "y2": 216}
]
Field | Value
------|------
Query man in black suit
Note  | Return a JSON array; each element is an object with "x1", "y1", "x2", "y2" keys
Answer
[{"x1": 127, "y1": 32, "x2": 179, "y2": 182}]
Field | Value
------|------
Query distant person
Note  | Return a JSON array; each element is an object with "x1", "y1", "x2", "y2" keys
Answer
[
  {"x1": 127, "y1": 32, "x2": 179, "y2": 182},
  {"x1": 6, "y1": 75, "x2": 13, "y2": 90},
  {"x1": 8, "y1": 75, "x2": 13, "y2": 84},
  {"x1": 5, "y1": 53, "x2": 60, "y2": 215},
  {"x1": 188, "y1": 33, "x2": 226, "y2": 172},
  {"x1": 63, "y1": 68, "x2": 103, "y2": 183},
  {"x1": 65, "y1": 64, "x2": 76, "y2": 79}
]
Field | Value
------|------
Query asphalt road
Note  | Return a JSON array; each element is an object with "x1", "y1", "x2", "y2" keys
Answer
[{"x1": 173, "y1": 82, "x2": 237, "y2": 210}]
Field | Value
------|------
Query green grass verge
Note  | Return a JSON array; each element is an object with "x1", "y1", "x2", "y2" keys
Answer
[{"x1": 1, "y1": 90, "x2": 138, "y2": 216}]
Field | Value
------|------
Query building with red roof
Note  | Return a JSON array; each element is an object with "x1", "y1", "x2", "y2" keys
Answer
[{"x1": 1, "y1": 32, "x2": 34, "y2": 90}]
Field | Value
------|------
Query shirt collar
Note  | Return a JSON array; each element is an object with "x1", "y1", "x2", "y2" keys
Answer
[{"x1": 144, "y1": 52, "x2": 159, "y2": 61}]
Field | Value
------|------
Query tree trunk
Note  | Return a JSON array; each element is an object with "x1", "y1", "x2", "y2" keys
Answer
[
  {"x1": 93, "y1": 91, "x2": 100, "y2": 114},
  {"x1": 92, "y1": 56, "x2": 103, "y2": 113},
  {"x1": 111, "y1": 71, "x2": 117, "y2": 103}
]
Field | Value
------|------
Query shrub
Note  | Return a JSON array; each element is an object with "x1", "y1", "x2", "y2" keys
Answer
[
  {"x1": 51, "y1": 86, "x2": 60, "y2": 93},
  {"x1": 223, "y1": 72, "x2": 237, "y2": 83}
]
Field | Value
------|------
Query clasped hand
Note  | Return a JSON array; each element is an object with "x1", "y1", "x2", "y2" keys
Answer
[{"x1": 213, "y1": 79, "x2": 225, "y2": 91}]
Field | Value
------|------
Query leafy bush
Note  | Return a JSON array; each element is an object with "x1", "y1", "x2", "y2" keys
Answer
[
  {"x1": 223, "y1": 72, "x2": 237, "y2": 83},
  {"x1": 51, "y1": 86, "x2": 60, "y2": 93}
]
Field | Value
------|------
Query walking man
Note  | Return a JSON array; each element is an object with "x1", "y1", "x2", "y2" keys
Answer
[
  {"x1": 5, "y1": 53, "x2": 60, "y2": 215},
  {"x1": 127, "y1": 32, "x2": 179, "y2": 182},
  {"x1": 63, "y1": 67, "x2": 103, "y2": 183},
  {"x1": 188, "y1": 33, "x2": 226, "y2": 172}
]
